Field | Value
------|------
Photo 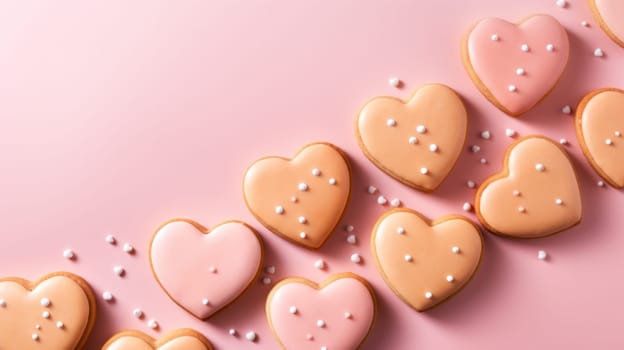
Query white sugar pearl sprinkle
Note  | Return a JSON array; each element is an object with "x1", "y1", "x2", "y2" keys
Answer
[
  {"x1": 62, "y1": 249, "x2": 75, "y2": 260},
  {"x1": 388, "y1": 77, "x2": 401, "y2": 88},
  {"x1": 102, "y1": 291, "x2": 114, "y2": 301},
  {"x1": 615, "y1": 131, "x2": 622, "y2": 137},
  {"x1": 386, "y1": 118, "x2": 397, "y2": 127},
  {"x1": 598, "y1": 181, "x2": 605, "y2": 187},
  {"x1": 298, "y1": 182, "x2": 309, "y2": 191},
  {"x1": 446, "y1": 275, "x2": 455, "y2": 282},
  {"x1": 266, "y1": 265, "x2": 276, "y2": 274},
  {"x1": 56, "y1": 321, "x2": 64, "y2": 329},
  {"x1": 209, "y1": 266, "x2": 217, "y2": 273},
  {"x1": 35, "y1": 324, "x2": 41, "y2": 330},
  {"x1": 321, "y1": 346, "x2": 328, "y2": 350},
  {"x1": 538, "y1": 250, "x2": 548, "y2": 260},
  {"x1": 491, "y1": 34, "x2": 499, "y2": 41},
  {"x1": 513, "y1": 190, "x2": 521, "y2": 196},
  {"x1": 132, "y1": 308, "x2": 143, "y2": 319},
  {"x1": 562, "y1": 105, "x2": 572, "y2": 114},
  {"x1": 377, "y1": 195, "x2": 387, "y2": 205},
  {"x1": 606, "y1": 139, "x2": 613, "y2": 145},
  {"x1": 347, "y1": 234, "x2": 357, "y2": 244},
  {"x1": 202, "y1": 298, "x2": 210, "y2": 306},
  {"x1": 397, "y1": 227, "x2": 405, "y2": 235},
  {"x1": 480, "y1": 130, "x2": 491, "y2": 139},
  {"x1": 229, "y1": 329, "x2": 237, "y2": 336},
  {"x1": 328, "y1": 178, "x2": 337, "y2": 185},
  {"x1": 516, "y1": 68, "x2": 525, "y2": 76},
  {"x1": 581, "y1": 21, "x2": 589, "y2": 27},
  {"x1": 298, "y1": 216, "x2": 307, "y2": 224},
  {"x1": 471, "y1": 145, "x2": 481, "y2": 153},
  {"x1": 404, "y1": 254, "x2": 413, "y2": 262},
  {"x1": 420, "y1": 167, "x2": 429, "y2": 175},
  {"x1": 123, "y1": 243, "x2": 134, "y2": 254},
  {"x1": 560, "y1": 138, "x2": 569, "y2": 145},
  {"x1": 390, "y1": 198, "x2": 401, "y2": 207},
  {"x1": 345, "y1": 225, "x2": 354, "y2": 232},
  {"x1": 113, "y1": 266, "x2": 125, "y2": 276},
  {"x1": 467, "y1": 180, "x2": 476, "y2": 188},
  {"x1": 521, "y1": 44, "x2": 529, "y2": 52},
  {"x1": 425, "y1": 292, "x2": 433, "y2": 299},
  {"x1": 508, "y1": 85, "x2": 517, "y2": 92},
  {"x1": 40, "y1": 298, "x2": 51, "y2": 307},
  {"x1": 344, "y1": 312, "x2": 352, "y2": 319},
  {"x1": 505, "y1": 128, "x2": 516, "y2": 137},
  {"x1": 148, "y1": 319, "x2": 158, "y2": 329},
  {"x1": 429, "y1": 144, "x2": 438, "y2": 152},
  {"x1": 462, "y1": 202, "x2": 472, "y2": 211},
  {"x1": 555, "y1": 198, "x2": 563, "y2": 205},
  {"x1": 289, "y1": 306, "x2": 298, "y2": 314},
  {"x1": 480, "y1": 158, "x2": 488, "y2": 164},
  {"x1": 317, "y1": 320, "x2": 326, "y2": 328},
  {"x1": 350, "y1": 253, "x2": 362, "y2": 264},
  {"x1": 299, "y1": 232, "x2": 307, "y2": 239},
  {"x1": 245, "y1": 331, "x2": 257, "y2": 342},
  {"x1": 314, "y1": 259, "x2": 326, "y2": 270},
  {"x1": 32, "y1": 334, "x2": 39, "y2": 341},
  {"x1": 556, "y1": 0, "x2": 567, "y2": 8},
  {"x1": 367, "y1": 186, "x2": 377, "y2": 194},
  {"x1": 518, "y1": 206, "x2": 526, "y2": 213},
  {"x1": 275, "y1": 205, "x2": 285, "y2": 214},
  {"x1": 262, "y1": 277, "x2": 272, "y2": 285},
  {"x1": 409, "y1": 136, "x2": 418, "y2": 144},
  {"x1": 416, "y1": 125, "x2": 427, "y2": 133},
  {"x1": 546, "y1": 44, "x2": 555, "y2": 52},
  {"x1": 42, "y1": 311, "x2": 50, "y2": 319},
  {"x1": 105, "y1": 234, "x2": 116, "y2": 244},
  {"x1": 312, "y1": 168, "x2": 321, "y2": 176},
  {"x1": 0, "y1": 299, "x2": 5, "y2": 307},
  {"x1": 594, "y1": 48, "x2": 604, "y2": 57},
  {"x1": 535, "y1": 163, "x2": 545, "y2": 171},
  {"x1": 452, "y1": 246, "x2": 460, "y2": 254}
]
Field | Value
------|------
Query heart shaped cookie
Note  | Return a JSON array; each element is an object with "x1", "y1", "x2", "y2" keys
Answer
[
  {"x1": 149, "y1": 219, "x2": 263, "y2": 319},
  {"x1": 243, "y1": 142, "x2": 351, "y2": 249},
  {"x1": 462, "y1": 14, "x2": 569, "y2": 116},
  {"x1": 576, "y1": 88, "x2": 624, "y2": 188},
  {"x1": 371, "y1": 209, "x2": 483, "y2": 311},
  {"x1": 355, "y1": 84, "x2": 468, "y2": 191},
  {"x1": 475, "y1": 136, "x2": 582, "y2": 238},
  {"x1": 103, "y1": 329, "x2": 213, "y2": 350},
  {"x1": 266, "y1": 273, "x2": 376, "y2": 350},
  {"x1": 0, "y1": 272, "x2": 96, "y2": 350},
  {"x1": 590, "y1": 0, "x2": 624, "y2": 47}
]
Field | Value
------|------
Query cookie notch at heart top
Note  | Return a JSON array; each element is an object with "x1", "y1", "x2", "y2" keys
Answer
[
  {"x1": 243, "y1": 142, "x2": 351, "y2": 249},
  {"x1": 589, "y1": 0, "x2": 624, "y2": 48},
  {"x1": 475, "y1": 135, "x2": 582, "y2": 238},
  {"x1": 575, "y1": 88, "x2": 624, "y2": 188},
  {"x1": 149, "y1": 219, "x2": 263, "y2": 320},
  {"x1": 102, "y1": 329, "x2": 213, "y2": 350},
  {"x1": 0, "y1": 271, "x2": 97, "y2": 350},
  {"x1": 355, "y1": 84, "x2": 468, "y2": 192},
  {"x1": 266, "y1": 273, "x2": 376, "y2": 350},
  {"x1": 462, "y1": 14, "x2": 569, "y2": 117},
  {"x1": 371, "y1": 209, "x2": 483, "y2": 312}
]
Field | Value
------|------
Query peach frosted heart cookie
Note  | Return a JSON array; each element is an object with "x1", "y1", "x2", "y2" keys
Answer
[
  {"x1": 243, "y1": 142, "x2": 351, "y2": 249},
  {"x1": 0, "y1": 271, "x2": 96, "y2": 350},
  {"x1": 576, "y1": 88, "x2": 624, "y2": 188},
  {"x1": 149, "y1": 219, "x2": 263, "y2": 319},
  {"x1": 590, "y1": 0, "x2": 624, "y2": 47},
  {"x1": 462, "y1": 14, "x2": 569, "y2": 116},
  {"x1": 475, "y1": 136, "x2": 582, "y2": 238},
  {"x1": 355, "y1": 84, "x2": 468, "y2": 192},
  {"x1": 103, "y1": 329, "x2": 213, "y2": 350},
  {"x1": 371, "y1": 208, "x2": 483, "y2": 311},
  {"x1": 266, "y1": 273, "x2": 376, "y2": 350}
]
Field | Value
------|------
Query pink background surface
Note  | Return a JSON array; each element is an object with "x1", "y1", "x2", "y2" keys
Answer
[{"x1": 0, "y1": 0, "x2": 623, "y2": 348}]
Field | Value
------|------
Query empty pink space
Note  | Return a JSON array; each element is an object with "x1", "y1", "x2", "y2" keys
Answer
[{"x1": 0, "y1": 0, "x2": 623, "y2": 349}]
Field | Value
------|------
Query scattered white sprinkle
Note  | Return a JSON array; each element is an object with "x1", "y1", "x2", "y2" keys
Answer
[
  {"x1": 345, "y1": 225, "x2": 354, "y2": 232},
  {"x1": 561, "y1": 105, "x2": 572, "y2": 114},
  {"x1": 347, "y1": 234, "x2": 357, "y2": 244},
  {"x1": 275, "y1": 205, "x2": 285, "y2": 215},
  {"x1": 312, "y1": 168, "x2": 321, "y2": 176},
  {"x1": 32, "y1": 334, "x2": 39, "y2": 341},
  {"x1": 132, "y1": 308, "x2": 143, "y2": 319},
  {"x1": 262, "y1": 277, "x2": 272, "y2": 285},
  {"x1": 123, "y1": 243, "x2": 134, "y2": 254},
  {"x1": 606, "y1": 138, "x2": 613, "y2": 145},
  {"x1": 291, "y1": 196, "x2": 298, "y2": 203},
  {"x1": 424, "y1": 292, "x2": 433, "y2": 299},
  {"x1": 491, "y1": 34, "x2": 499, "y2": 41},
  {"x1": 102, "y1": 291, "x2": 114, "y2": 302},
  {"x1": 420, "y1": 167, "x2": 429, "y2": 175},
  {"x1": 480, "y1": 158, "x2": 488, "y2": 164},
  {"x1": 350, "y1": 253, "x2": 362, "y2": 264},
  {"x1": 518, "y1": 206, "x2": 526, "y2": 213},
  {"x1": 314, "y1": 259, "x2": 326, "y2": 270},
  {"x1": 505, "y1": 128, "x2": 516, "y2": 137},
  {"x1": 556, "y1": 0, "x2": 567, "y2": 8},
  {"x1": 397, "y1": 227, "x2": 405, "y2": 235},
  {"x1": 321, "y1": 346, "x2": 328, "y2": 350},
  {"x1": 416, "y1": 125, "x2": 427, "y2": 133},
  {"x1": 390, "y1": 198, "x2": 401, "y2": 207},
  {"x1": 480, "y1": 130, "x2": 491, "y2": 139},
  {"x1": 538, "y1": 250, "x2": 548, "y2": 260},
  {"x1": 113, "y1": 266, "x2": 125, "y2": 277},
  {"x1": 452, "y1": 246, "x2": 460, "y2": 254},
  {"x1": 307, "y1": 334, "x2": 314, "y2": 341},
  {"x1": 42, "y1": 311, "x2": 50, "y2": 319},
  {"x1": 202, "y1": 298, "x2": 210, "y2": 306},
  {"x1": 367, "y1": 186, "x2": 377, "y2": 194},
  {"x1": 513, "y1": 190, "x2": 521, "y2": 196},
  {"x1": 317, "y1": 320, "x2": 326, "y2": 328},
  {"x1": 555, "y1": 198, "x2": 564, "y2": 205},
  {"x1": 508, "y1": 85, "x2": 517, "y2": 92},
  {"x1": 535, "y1": 163, "x2": 545, "y2": 172},
  {"x1": 265, "y1": 265, "x2": 276, "y2": 274},
  {"x1": 229, "y1": 329, "x2": 237, "y2": 336},
  {"x1": 40, "y1": 298, "x2": 51, "y2": 307},
  {"x1": 344, "y1": 312, "x2": 352, "y2": 319},
  {"x1": 0, "y1": 299, "x2": 5, "y2": 307},
  {"x1": 467, "y1": 180, "x2": 476, "y2": 189},
  {"x1": 386, "y1": 118, "x2": 397, "y2": 127},
  {"x1": 298, "y1": 216, "x2": 307, "y2": 224},
  {"x1": 581, "y1": 21, "x2": 589, "y2": 27},
  {"x1": 446, "y1": 275, "x2": 455, "y2": 282},
  {"x1": 559, "y1": 138, "x2": 569, "y2": 145},
  {"x1": 546, "y1": 44, "x2": 555, "y2": 52},
  {"x1": 298, "y1": 182, "x2": 309, "y2": 191},
  {"x1": 521, "y1": 44, "x2": 529, "y2": 52},
  {"x1": 148, "y1": 319, "x2": 158, "y2": 329},
  {"x1": 408, "y1": 136, "x2": 418, "y2": 145},
  {"x1": 328, "y1": 178, "x2": 337, "y2": 185},
  {"x1": 516, "y1": 68, "x2": 525, "y2": 76},
  {"x1": 299, "y1": 232, "x2": 307, "y2": 239},
  {"x1": 598, "y1": 181, "x2": 605, "y2": 187},
  {"x1": 404, "y1": 254, "x2": 413, "y2": 262},
  {"x1": 105, "y1": 234, "x2": 116, "y2": 244},
  {"x1": 377, "y1": 195, "x2": 387, "y2": 205},
  {"x1": 35, "y1": 324, "x2": 41, "y2": 330},
  {"x1": 209, "y1": 266, "x2": 217, "y2": 273},
  {"x1": 289, "y1": 306, "x2": 298, "y2": 314},
  {"x1": 462, "y1": 202, "x2": 472, "y2": 211},
  {"x1": 245, "y1": 331, "x2": 257, "y2": 342},
  {"x1": 594, "y1": 48, "x2": 604, "y2": 57},
  {"x1": 56, "y1": 321, "x2": 64, "y2": 329},
  {"x1": 615, "y1": 131, "x2": 622, "y2": 137},
  {"x1": 429, "y1": 144, "x2": 439, "y2": 152},
  {"x1": 471, "y1": 145, "x2": 481, "y2": 153},
  {"x1": 62, "y1": 249, "x2": 75, "y2": 260},
  {"x1": 388, "y1": 77, "x2": 401, "y2": 88}
]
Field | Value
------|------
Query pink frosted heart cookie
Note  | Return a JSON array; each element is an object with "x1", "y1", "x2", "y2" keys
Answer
[
  {"x1": 266, "y1": 273, "x2": 376, "y2": 350},
  {"x1": 475, "y1": 136, "x2": 582, "y2": 238},
  {"x1": 371, "y1": 209, "x2": 483, "y2": 312},
  {"x1": 149, "y1": 219, "x2": 263, "y2": 319},
  {"x1": 590, "y1": 0, "x2": 624, "y2": 47},
  {"x1": 103, "y1": 329, "x2": 213, "y2": 350},
  {"x1": 355, "y1": 84, "x2": 468, "y2": 192},
  {"x1": 243, "y1": 142, "x2": 351, "y2": 249},
  {"x1": 462, "y1": 14, "x2": 569, "y2": 116},
  {"x1": 576, "y1": 88, "x2": 624, "y2": 188},
  {"x1": 0, "y1": 272, "x2": 97, "y2": 350}
]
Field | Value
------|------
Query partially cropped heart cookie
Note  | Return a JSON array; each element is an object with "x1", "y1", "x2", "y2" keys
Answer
[
  {"x1": 462, "y1": 14, "x2": 569, "y2": 116},
  {"x1": 371, "y1": 209, "x2": 483, "y2": 311},
  {"x1": 590, "y1": 0, "x2": 624, "y2": 47},
  {"x1": 266, "y1": 273, "x2": 376, "y2": 350},
  {"x1": 576, "y1": 88, "x2": 624, "y2": 188},
  {"x1": 355, "y1": 84, "x2": 467, "y2": 191},
  {"x1": 103, "y1": 329, "x2": 213, "y2": 350},
  {"x1": 476, "y1": 136, "x2": 582, "y2": 238},
  {"x1": 0, "y1": 272, "x2": 96, "y2": 350},
  {"x1": 149, "y1": 219, "x2": 263, "y2": 319},
  {"x1": 243, "y1": 142, "x2": 351, "y2": 249}
]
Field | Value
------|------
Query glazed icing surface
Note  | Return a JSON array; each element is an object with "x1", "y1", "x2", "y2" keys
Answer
[
  {"x1": 466, "y1": 15, "x2": 569, "y2": 115},
  {"x1": 243, "y1": 143, "x2": 351, "y2": 248},
  {"x1": 579, "y1": 89, "x2": 624, "y2": 188},
  {"x1": 105, "y1": 335, "x2": 210, "y2": 350},
  {"x1": 267, "y1": 275, "x2": 375, "y2": 350},
  {"x1": 150, "y1": 220, "x2": 262, "y2": 319},
  {"x1": 594, "y1": 0, "x2": 624, "y2": 45},
  {"x1": 477, "y1": 137, "x2": 582, "y2": 238},
  {"x1": 372, "y1": 209, "x2": 482, "y2": 311},
  {"x1": 0, "y1": 276, "x2": 91, "y2": 350},
  {"x1": 356, "y1": 84, "x2": 467, "y2": 191}
]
